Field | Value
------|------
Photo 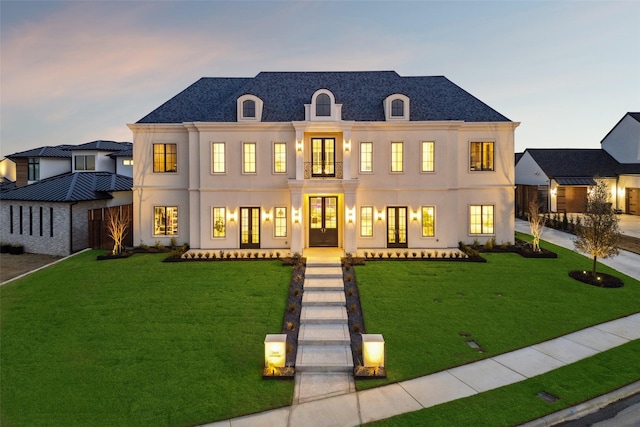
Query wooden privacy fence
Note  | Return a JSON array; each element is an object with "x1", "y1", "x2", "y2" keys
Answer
[{"x1": 88, "y1": 204, "x2": 133, "y2": 250}]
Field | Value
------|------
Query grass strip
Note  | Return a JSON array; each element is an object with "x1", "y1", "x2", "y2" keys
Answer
[{"x1": 1, "y1": 251, "x2": 294, "y2": 426}]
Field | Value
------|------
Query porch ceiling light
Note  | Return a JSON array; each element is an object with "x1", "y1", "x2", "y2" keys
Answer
[
  {"x1": 362, "y1": 334, "x2": 385, "y2": 368},
  {"x1": 264, "y1": 334, "x2": 287, "y2": 369}
]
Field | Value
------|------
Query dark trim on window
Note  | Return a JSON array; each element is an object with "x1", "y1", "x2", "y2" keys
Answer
[
  {"x1": 9, "y1": 205, "x2": 13, "y2": 234},
  {"x1": 50, "y1": 207, "x2": 54, "y2": 237},
  {"x1": 316, "y1": 93, "x2": 331, "y2": 116},
  {"x1": 29, "y1": 206, "x2": 33, "y2": 235},
  {"x1": 40, "y1": 207, "x2": 43, "y2": 236},
  {"x1": 19, "y1": 205, "x2": 23, "y2": 235}
]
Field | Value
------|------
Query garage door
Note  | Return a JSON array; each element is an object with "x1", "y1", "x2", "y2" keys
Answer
[
  {"x1": 627, "y1": 188, "x2": 639, "y2": 215},
  {"x1": 557, "y1": 187, "x2": 588, "y2": 213}
]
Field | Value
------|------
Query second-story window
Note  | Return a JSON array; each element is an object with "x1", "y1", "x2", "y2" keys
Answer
[
  {"x1": 316, "y1": 93, "x2": 331, "y2": 117},
  {"x1": 391, "y1": 142, "x2": 403, "y2": 172},
  {"x1": 212, "y1": 142, "x2": 225, "y2": 173},
  {"x1": 28, "y1": 157, "x2": 40, "y2": 180},
  {"x1": 421, "y1": 141, "x2": 434, "y2": 172},
  {"x1": 360, "y1": 142, "x2": 373, "y2": 173},
  {"x1": 470, "y1": 141, "x2": 494, "y2": 171},
  {"x1": 75, "y1": 155, "x2": 96, "y2": 171},
  {"x1": 273, "y1": 142, "x2": 287, "y2": 173},
  {"x1": 153, "y1": 144, "x2": 176, "y2": 173},
  {"x1": 243, "y1": 142, "x2": 256, "y2": 174},
  {"x1": 312, "y1": 138, "x2": 335, "y2": 177}
]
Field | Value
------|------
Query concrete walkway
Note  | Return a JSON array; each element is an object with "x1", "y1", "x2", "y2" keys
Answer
[{"x1": 206, "y1": 228, "x2": 640, "y2": 427}]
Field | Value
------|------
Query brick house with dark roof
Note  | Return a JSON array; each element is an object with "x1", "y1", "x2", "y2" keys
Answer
[{"x1": 0, "y1": 141, "x2": 133, "y2": 256}]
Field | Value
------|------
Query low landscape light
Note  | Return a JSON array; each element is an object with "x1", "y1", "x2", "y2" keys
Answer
[
  {"x1": 264, "y1": 334, "x2": 287, "y2": 371},
  {"x1": 362, "y1": 334, "x2": 385, "y2": 368}
]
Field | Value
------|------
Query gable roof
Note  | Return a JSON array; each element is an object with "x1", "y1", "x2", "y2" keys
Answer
[
  {"x1": 600, "y1": 112, "x2": 640, "y2": 144},
  {"x1": 524, "y1": 149, "x2": 623, "y2": 179},
  {"x1": 0, "y1": 172, "x2": 132, "y2": 202},
  {"x1": 137, "y1": 71, "x2": 511, "y2": 124}
]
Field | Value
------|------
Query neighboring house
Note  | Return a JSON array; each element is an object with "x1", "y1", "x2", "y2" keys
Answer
[
  {"x1": 0, "y1": 141, "x2": 133, "y2": 256},
  {"x1": 129, "y1": 71, "x2": 519, "y2": 254},
  {"x1": 515, "y1": 112, "x2": 640, "y2": 215}
]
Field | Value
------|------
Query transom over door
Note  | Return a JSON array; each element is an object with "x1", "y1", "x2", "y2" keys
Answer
[
  {"x1": 387, "y1": 206, "x2": 407, "y2": 248},
  {"x1": 309, "y1": 196, "x2": 338, "y2": 247},
  {"x1": 240, "y1": 207, "x2": 260, "y2": 249},
  {"x1": 311, "y1": 138, "x2": 335, "y2": 177}
]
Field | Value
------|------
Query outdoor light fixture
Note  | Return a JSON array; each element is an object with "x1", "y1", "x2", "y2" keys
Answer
[
  {"x1": 264, "y1": 334, "x2": 287, "y2": 371},
  {"x1": 293, "y1": 209, "x2": 300, "y2": 223},
  {"x1": 412, "y1": 211, "x2": 419, "y2": 222},
  {"x1": 347, "y1": 208, "x2": 355, "y2": 223},
  {"x1": 228, "y1": 211, "x2": 236, "y2": 222},
  {"x1": 376, "y1": 211, "x2": 384, "y2": 222},
  {"x1": 550, "y1": 188, "x2": 557, "y2": 196},
  {"x1": 263, "y1": 209, "x2": 271, "y2": 222},
  {"x1": 296, "y1": 140, "x2": 303, "y2": 152},
  {"x1": 344, "y1": 140, "x2": 351, "y2": 152},
  {"x1": 362, "y1": 334, "x2": 385, "y2": 368}
]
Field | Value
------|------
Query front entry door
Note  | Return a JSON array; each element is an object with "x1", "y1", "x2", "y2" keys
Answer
[
  {"x1": 309, "y1": 196, "x2": 338, "y2": 247},
  {"x1": 240, "y1": 207, "x2": 260, "y2": 249},
  {"x1": 387, "y1": 206, "x2": 407, "y2": 248}
]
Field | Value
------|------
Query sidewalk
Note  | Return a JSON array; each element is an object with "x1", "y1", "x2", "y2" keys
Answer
[{"x1": 206, "y1": 223, "x2": 640, "y2": 427}]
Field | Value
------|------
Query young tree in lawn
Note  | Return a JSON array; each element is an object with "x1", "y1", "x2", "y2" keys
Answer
[
  {"x1": 527, "y1": 200, "x2": 546, "y2": 252},
  {"x1": 106, "y1": 206, "x2": 130, "y2": 255},
  {"x1": 574, "y1": 179, "x2": 620, "y2": 276}
]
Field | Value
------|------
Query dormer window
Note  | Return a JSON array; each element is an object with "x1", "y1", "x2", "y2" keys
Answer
[
  {"x1": 242, "y1": 100, "x2": 256, "y2": 118},
  {"x1": 237, "y1": 94, "x2": 263, "y2": 122},
  {"x1": 384, "y1": 94, "x2": 410, "y2": 121},
  {"x1": 391, "y1": 99, "x2": 404, "y2": 117},
  {"x1": 306, "y1": 89, "x2": 342, "y2": 121},
  {"x1": 316, "y1": 93, "x2": 331, "y2": 117}
]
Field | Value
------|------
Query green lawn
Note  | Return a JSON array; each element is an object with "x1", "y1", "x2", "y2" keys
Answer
[
  {"x1": 0, "y1": 251, "x2": 294, "y2": 427},
  {"x1": 355, "y1": 235, "x2": 640, "y2": 391}
]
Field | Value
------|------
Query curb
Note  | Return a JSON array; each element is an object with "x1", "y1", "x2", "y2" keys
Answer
[{"x1": 519, "y1": 380, "x2": 640, "y2": 426}]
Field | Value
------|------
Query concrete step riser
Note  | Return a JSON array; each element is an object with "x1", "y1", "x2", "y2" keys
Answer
[
  {"x1": 306, "y1": 263, "x2": 341, "y2": 268},
  {"x1": 304, "y1": 286, "x2": 345, "y2": 292},
  {"x1": 301, "y1": 318, "x2": 348, "y2": 325},
  {"x1": 305, "y1": 274, "x2": 344, "y2": 280},
  {"x1": 299, "y1": 338, "x2": 351, "y2": 346},
  {"x1": 302, "y1": 301, "x2": 345, "y2": 307},
  {"x1": 296, "y1": 365, "x2": 353, "y2": 373}
]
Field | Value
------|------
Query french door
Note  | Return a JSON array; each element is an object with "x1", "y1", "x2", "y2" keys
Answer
[
  {"x1": 311, "y1": 138, "x2": 335, "y2": 177},
  {"x1": 387, "y1": 206, "x2": 407, "y2": 248},
  {"x1": 309, "y1": 196, "x2": 338, "y2": 247},
  {"x1": 240, "y1": 207, "x2": 260, "y2": 249}
]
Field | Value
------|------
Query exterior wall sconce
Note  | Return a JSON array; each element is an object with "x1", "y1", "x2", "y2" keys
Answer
[
  {"x1": 296, "y1": 140, "x2": 303, "y2": 152},
  {"x1": 376, "y1": 211, "x2": 384, "y2": 222},
  {"x1": 293, "y1": 209, "x2": 300, "y2": 223},
  {"x1": 412, "y1": 211, "x2": 419, "y2": 222},
  {"x1": 346, "y1": 207, "x2": 355, "y2": 224},
  {"x1": 228, "y1": 211, "x2": 236, "y2": 222},
  {"x1": 263, "y1": 209, "x2": 271, "y2": 222},
  {"x1": 618, "y1": 188, "x2": 625, "y2": 197},
  {"x1": 344, "y1": 140, "x2": 351, "y2": 152},
  {"x1": 264, "y1": 334, "x2": 287, "y2": 371},
  {"x1": 550, "y1": 188, "x2": 557, "y2": 196},
  {"x1": 362, "y1": 334, "x2": 385, "y2": 368}
]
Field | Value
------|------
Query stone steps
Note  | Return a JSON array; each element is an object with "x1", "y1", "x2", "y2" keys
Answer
[
  {"x1": 302, "y1": 290, "x2": 345, "y2": 306},
  {"x1": 304, "y1": 277, "x2": 345, "y2": 291},
  {"x1": 295, "y1": 345, "x2": 354, "y2": 372},
  {"x1": 298, "y1": 324, "x2": 351, "y2": 346},
  {"x1": 301, "y1": 306, "x2": 348, "y2": 324}
]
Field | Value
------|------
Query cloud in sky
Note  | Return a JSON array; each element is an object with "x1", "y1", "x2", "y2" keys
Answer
[{"x1": 1, "y1": 0, "x2": 639, "y2": 157}]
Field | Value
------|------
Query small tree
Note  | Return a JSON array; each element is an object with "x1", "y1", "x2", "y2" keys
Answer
[
  {"x1": 527, "y1": 200, "x2": 546, "y2": 252},
  {"x1": 106, "y1": 207, "x2": 130, "y2": 255},
  {"x1": 574, "y1": 179, "x2": 620, "y2": 275}
]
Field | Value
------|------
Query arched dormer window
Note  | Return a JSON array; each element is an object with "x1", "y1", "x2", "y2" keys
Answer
[
  {"x1": 237, "y1": 94, "x2": 263, "y2": 122},
  {"x1": 306, "y1": 89, "x2": 341, "y2": 121},
  {"x1": 316, "y1": 93, "x2": 331, "y2": 117},
  {"x1": 242, "y1": 99, "x2": 256, "y2": 118},
  {"x1": 391, "y1": 99, "x2": 404, "y2": 117},
  {"x1": 384, "y1": 94, "x2": 410, "y2": 121}
]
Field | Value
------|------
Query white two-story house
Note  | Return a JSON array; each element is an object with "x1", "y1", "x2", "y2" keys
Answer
[{"x1": 129, "y1": 71, "x2": 518, "y2": 254}]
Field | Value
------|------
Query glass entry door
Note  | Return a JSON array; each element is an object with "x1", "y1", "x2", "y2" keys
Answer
[
  {"x1": 240, "y1": 207, "x2": 260, "y2": 249},
  {"x1": 387, "y1": 206, "x2": 407, "y2": 248},
  {"x1": 311, "y1": 138, "x2": 335, "y2": 177},
  {"x1": 309, "y1": 196, "x2": 338, "y2": 247}
]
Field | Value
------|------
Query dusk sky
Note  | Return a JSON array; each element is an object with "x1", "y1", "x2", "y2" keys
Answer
[{"x1": 1, "y1": 0, "x2": 638, "y2": 158}]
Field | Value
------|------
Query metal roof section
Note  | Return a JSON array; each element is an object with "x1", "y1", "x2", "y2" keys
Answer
[
  {"x1": 7, "y1": 145, "x2": 72, "y2": 159},
  {"x1": 109, "y1": 148, "x2": 133, "y2": 158},
  {"x1": 554, "y1": 177, "x2": 597, "y2": 186},
  {"x1": 0, "y1": 172, "x2": 132, "y2": 202},
  {"x1": 137, "y1": 71, "x2": 512, "y2": 124},
  {"x1": 72, "y1": 140, "x2": 132, "y2": 151}
]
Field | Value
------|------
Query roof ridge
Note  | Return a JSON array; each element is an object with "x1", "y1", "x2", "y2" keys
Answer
[{"x1": 65, "y1": 172, "x2": 80, "y2": 201}]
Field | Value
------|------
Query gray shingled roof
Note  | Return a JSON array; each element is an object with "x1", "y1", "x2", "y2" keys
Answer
[
  {"x1": 137, "y1": 71, "x2": 511, "y2": 124},
  {"x1": 109, "y1": 148, "x2": 132, "y2": 158},
  {"x1": 72, "y1": 140, "x2": 132, "y2": 151},
  {"x1": 0, "y1": 172, "x2": 132, "y2": 202},
  {"x1": 525, "y1": 149, "x2": 625, "y2": 179},
  {"x1": 8, "y1": 145, "x2": 72, "y2": 159}
]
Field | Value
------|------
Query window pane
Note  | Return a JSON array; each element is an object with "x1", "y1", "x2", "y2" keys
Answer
[
  {"x1": 482, "y1": 205, "x2": 494, "y2": 234},
  {"x1": 154, "y1": 207, "x2": 166, "y2": 234},
  {"x1": 483, "y1": 142, "x2": 494, "y2": 171},
  {"x1": 274, "y1": 143, "x2": 286, "y2": 173},
  {"x1": 360, "y1": 142, "x2": 372, "y2": 172},
  {"x1": 360, "y1": 206, "x2": 373, "y2": 237},
  {"x1": 316, "y1": 93, "x2": 330, "y2": 116},
  {"x1": 86, "y1": 155, "x2": 95, "y2": 171},
  {"x1": 243, "y1": 100, "x2": 255, "y2": 118},
  {"x1": 212, "y1": 143, "x2": 225, "y2": 173},
  {"x1": 275, "y1": 207, "x2": 287, "y2": 237},
  {"x1": 391, "y1": 99, "x2": 404, "y2": 117},
  {"x1": 153, "y1": 144, "x2": 176, "y2": 173},
  {"x1": 153, "y1": 144, "x2": 164, "y2": 172},
  {"x1": 422, "y1": 141, "x2": 434, "y2": 172},
  {"x1": 243, "y1": 143, "x2": 256, "y2": 173},
  {"x1": 154, "y1": 206, "x2": 178, "y2": 235},
  {"x1": 422, "y1": 206, "x2": 435, "y2": 236},
  {"x1": 470, "y1": 205, "x2": 493, "y2": 234},
  {"x1": 470, "y1": 142, "x2": 493, "y2": 171},
  {"x1": 391, "y1": 142, "x2": 403, "y2": 172},
  {"x1": 75, "y1": 156, "x2": 84, "y2": 171},
  {"x1": 213, "y1": 207, "x2": 226, "y2": 237},
  {"x1": 165, "y1": 145, "x2": 176, "y2": 172}
]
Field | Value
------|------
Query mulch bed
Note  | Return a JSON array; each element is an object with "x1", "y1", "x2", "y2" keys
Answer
[{"x1": 569, "y1": 270, "x2": 624, "y2": 288}]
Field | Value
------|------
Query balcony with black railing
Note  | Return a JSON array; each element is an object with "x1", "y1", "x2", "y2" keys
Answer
[{"x1": 304, "y1": 162, "x2": 343, "y2": 179}]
